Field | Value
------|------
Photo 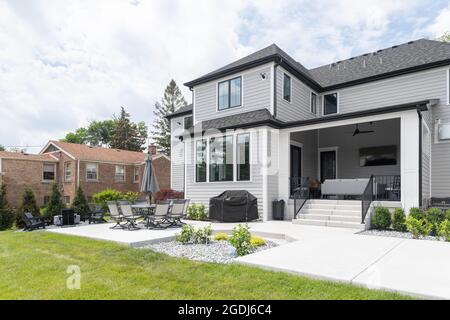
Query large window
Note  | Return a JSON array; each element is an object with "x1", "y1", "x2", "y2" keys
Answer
[
  {"x1": 236, "y1": 134, "x2": 250, "y2": 181},
  {"x1": 195, "y1": 140, "x2": 207, "y2": 182},
  {"x1": 310, "y1": 92, "x2": 317, "y2": 114},
  {"x1": 64, "y1": 162, "x2": 72, "y2": 182},
  {"x1": 115, "y1": 165, "x2": 125, "y2": 182},
  {"x1": 184, "y1": 116, "x2": 193, "y2": 130},
  {"x1": 209, "y1": 136, "x2": 234, "y2": 182},
  {"x1": 86, "y1": 163, "x2": 98, "y2": 181},
  {"x1": 283, "y1": 73, "x2": 291, "y2": 102},
  {"x1": 323, "y1": 93, "x2": 338, "y2": 115},
  {"x1": 43, "y1": 163, "x2": 56, "y2": 181},
  {"x1": 218, "y1": 77, "x2": 241, "y2": 110}
]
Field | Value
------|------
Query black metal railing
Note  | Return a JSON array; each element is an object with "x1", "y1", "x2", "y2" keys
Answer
[
  {"x1": 361, "y1": 175, "x2": 374, "y2": 224},
  {"x1": 372, "y1": 175, "x2": 401, "y2": 201},
  {"x1": 291, "y1": 177, "x2": 310, "y2": 219}
]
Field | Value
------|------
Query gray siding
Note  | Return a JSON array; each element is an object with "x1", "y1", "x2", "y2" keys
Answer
[
  {"x1": 431, "y1": 104, "x2": 450, "y2": 197},
  {"x1": 194, "y1": 63, "x2": 272, "y2": 123},
  {"x1": 276, "y1": 66, "x2": 317, "y2": 122},
  {"x1": 170, "y1": 116, "x2": 185, "y2": 191}
]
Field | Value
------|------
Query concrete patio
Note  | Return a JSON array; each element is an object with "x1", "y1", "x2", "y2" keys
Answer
[{"x1": 46, "y1": 221, "x2": 450, "y2": 299}]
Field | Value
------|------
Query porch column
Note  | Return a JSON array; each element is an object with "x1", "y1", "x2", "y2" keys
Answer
[
  {"x1": 278, "y1": 130, "x2": 290, "y2": 211},
  {"x1": 400, "y1": 111, "x2": 420, "y2": 212}
]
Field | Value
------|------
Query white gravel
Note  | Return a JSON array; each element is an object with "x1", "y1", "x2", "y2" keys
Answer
[
  {"x1": 142, "y1": 240, "x2": 278, "y2": 264},
  {"x1": 359, "y1": 229, "x2": 444, "y2": 241}
]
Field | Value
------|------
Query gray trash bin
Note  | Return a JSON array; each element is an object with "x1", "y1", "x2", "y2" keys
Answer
[{"x1": 272, "y1": 200, "x2": 285, "y2": 220}]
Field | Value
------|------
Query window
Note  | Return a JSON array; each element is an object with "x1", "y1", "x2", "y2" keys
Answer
[
  {"x1": 64, "y1": 196, "x2": 71, "y2": 205},
  {"x1": 42, "y1": 163, "x2": 56, "y2": 181},
  {"x1": 437, "y1": 122, "x2": 450, "y2": 141},
  {"x1": 310, "y1": 92, "x2": 317, "y2": 114},
  {"x1": 86, "y1": 163, "x2": 98, "y2": 181},
  {"x1": 115, "y1": 165, "x2": 125, "y2": 182},
  {"x1": 184, "y1": 116, "x2": 193, "y2": 130},
  {"x1": 195, "y1": 140, "x2": 207, "y2": 182},
  {"x1": 134, "y1": 166, "x2": 140, "y2": 183},
  {"x1": 64, "y1": 162, "x2": 72, "y2": 182},
  {"x1": 236, "y1": 134, "x2": 250, "y2": 181},
  {"x1": 283, "y1": 73, "x2": 291, "y2": 102},
  {"x1": 323, "y1": 93, "x2": 338, "y2": 115},
  {"x1": 209, "y1": 136, "x2": 233, "y2": 182},
  {"x1": 218, "y1": 77, "x2": 241, "y2": 110}
]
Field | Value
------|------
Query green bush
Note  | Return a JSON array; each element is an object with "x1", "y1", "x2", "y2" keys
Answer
[
  {"x1": 16, "y1": 188, "x2": 40, "y2": 228},
  {"x1": 93, "y1": 189, "x2": 122, "y2": 210},
  {"x1": 214, "y1": 232, "x2": 229, "y2": 241},
  {"x1": 372, "y1": 206, "x2": 391, "y2": 230},
  {"x1": 409, "y1": 207, "x2": 425, "y2": 220},
  {"x1": 438, "y1": 220, "x2": 450, "y2": 241},
  {"x1": 229, "y1": 224, "x2": 253, "y2": 256},
  {"x1": 175, "y1": 224, "x2": 195, "y2": 244},
  {"x1": 187, "y1": 204, "x2": 208, "y2": 221},
  {"x1": 406, "y1": 216, "x2": 433, "y2": 239},
  {"x1": 425, "y1": 208, "x2": 446, "y2": 235},
  {"x1": 392, "y1": 208, "x2": 407, "y2": 232},
  {"x1": 250, "y1": 236, "x2": 267, "y2": 247},
  {"x1": 175, "y1": 224, "x2": 212, "y2": 244},
  {"x1": 446, "y1": 209, "x2": 450, "y2": 221},
  {"x1": 193, "y1": 225, "x2": 212, "y2": 244},
  {"x1": 45, "y1": 184, "x2": 64, "y2": 224},
  {"x1": 0, "y1": 185, "x2": 15, "y2": 231},
  {"x1": 71, "y1": 187, "x2": 91, "y2": 221},
  {"x1": 123, "y1": 191, "x2": 139, "y2": 204}
]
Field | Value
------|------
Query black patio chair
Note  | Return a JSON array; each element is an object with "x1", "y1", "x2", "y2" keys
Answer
[
  {"x1": 88, "y1": 204, "x2": 107, "y2": 224},
  {"x1": 119, "y1": 201, "x2": 140, "y2": 231},
  {"x1": 147, "y1": 201, "x2": 171, "y2": 229},
  {"x1": 22, "y1": 212, "x2": 46, "y2": 231},
  {"x1": 167, "y1": 199, "x2": 189, "y2": 227},
  {"x1": 107, "y1": 201, "x2": 124, "y2": 229}
]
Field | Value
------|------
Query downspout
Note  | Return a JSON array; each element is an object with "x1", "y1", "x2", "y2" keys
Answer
[
  {"x1": 77, "y1": 159, "x2": 80, "y2": 189},
  {"x1": 417, "y1": 110, "x2": 423, "y2": 208}
]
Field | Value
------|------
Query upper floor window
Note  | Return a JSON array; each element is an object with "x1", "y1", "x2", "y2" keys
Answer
[
  {"x1": 209, "y1": 136, "x2": 233, "y2": 182},
  {"x1": 64, "y1": 162, "x2": 72, "y2": 182},
  {"x1": 184, "y1": 116, "x2": 193, "y2": 130},
  {"x1": 115, "y1": 165, "x2": 125, "y2": 182},
  {"x1": 310, "y1": 92, "x2": 317, "y2": 114},
  {"x1": 218, "y1": 77, "x2": 241, "y2": 110},
  {"x1": 43, "y1": 163, "x2": 56, "y2": 181},
  {"x1": 283, "y1": 73, "x2": 291, "y2": 102},
  {"x1": 195, "y1": 140, "x2": 207, "y2": 182},
  {"x1": 86, "y1": 163, "x2": 98, "y2": 181},
  {"x1": 323, "y1": 93, "x2": 338, "y2": 115},
  {"x1": 437, "y1": 121, "x2": 450, "y2": 142},
  {"x1": 236, "y1": 133, "x2": 250, "y2": 181}
]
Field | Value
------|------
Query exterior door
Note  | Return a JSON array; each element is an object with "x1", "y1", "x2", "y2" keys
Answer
[
  {"x1": 320, "y1": 150, "x2": 336, "y2": 182},
  {"x1": 290, "y1": 145, "x2": 302, "y2": 195}
]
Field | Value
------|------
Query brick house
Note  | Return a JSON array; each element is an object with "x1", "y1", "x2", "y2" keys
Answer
[{"x1": 0, "y1": 141, "x2": 170, "y2": 208}]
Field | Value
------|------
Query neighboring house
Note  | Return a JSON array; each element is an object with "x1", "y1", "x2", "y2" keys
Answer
[
  {"x1": 167, "y1": 38, "x2": 450, "y2": 228},
  {"x1": 0, "y1": 142, "x2": 170, "y2": 208}
]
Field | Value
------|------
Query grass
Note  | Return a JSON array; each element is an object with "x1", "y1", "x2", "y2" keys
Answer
[{"x1": 0, "y1": 230, "x2": 410, "y2": 300}]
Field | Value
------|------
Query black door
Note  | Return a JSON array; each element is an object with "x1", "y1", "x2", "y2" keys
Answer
[
  {"x1": 320, "y1": 150, "x2": 336, "y2": 182},
  {"x1": 290, "y1": 145, "x2": 302, "y2": 195}
]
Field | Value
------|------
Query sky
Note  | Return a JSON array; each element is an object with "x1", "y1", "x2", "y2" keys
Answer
[{"x1": 0, "y1": 0, "x2": 449, "y2": 153}]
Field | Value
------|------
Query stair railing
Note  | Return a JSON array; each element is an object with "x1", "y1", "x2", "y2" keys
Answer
[
  {"x1": 361, "y1": 175, "x2": 374, "y2": 224},
  {"x1": 292, "y1": 177, "x2": 310, "y2": 219}
]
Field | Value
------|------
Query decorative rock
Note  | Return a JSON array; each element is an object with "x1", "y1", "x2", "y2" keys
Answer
[{"x1": 360, "y1": 229, "x2": 444, "y2": 241}]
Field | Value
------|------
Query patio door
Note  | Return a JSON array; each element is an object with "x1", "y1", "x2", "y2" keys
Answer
[
  {"x1": 320, "y1": 150, "x2": 336, "y2": 182},
  {"x1": 290, "y1": 145, "x2": 302, "y2": 195}
]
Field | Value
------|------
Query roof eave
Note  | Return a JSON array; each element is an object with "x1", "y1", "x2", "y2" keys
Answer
[{"x1": 165, "y1": 109, "x2": 193, "y2": 120}]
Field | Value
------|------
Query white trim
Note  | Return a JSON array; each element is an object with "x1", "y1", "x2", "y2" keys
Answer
[
  {"x1": 133, "y1": 166, "x2": 140, "y2": 184},
  {"x1": 447, "y1": 68, "x2": 450, "y2": 105},
  {"x1": 318, "y1": 146, "x2": 339, "y2": 181},
  {"x1": 282, "y1": 72, "x2": 292, "y2": 103},
  {"x1": 310, "y1": 91, "x2": 318, "y2": 115},
  {"x1": 39, "y1": 141, "x2": 76, "y2": 160},
  {"x1": 86, "y1": 163, "x2": 99, "y2": 182},
  {"x1": 114, "y1": 164, "x2": 126, "y2": 182},
  {"x1": 216, "y1": 75, "x2": 243, "y2": 112},
  {"x1": 42, "y1": 162, "x2": 57, "y2": 183},
  {"x1": 64, "y1": 161, "x2": 72, "y2": 182},
  {"x1": 422, "y1": 119, "x2": 432, "y2": 199},
  {"x1": 322, "y1": 92, "x2": 339, "y2": 116},
  {"x1": 270, "y1": 63, "x2": 275, "y2": 115},
  {"x1": 262, "y1": 129, "x2": 269, "y2": 221}
]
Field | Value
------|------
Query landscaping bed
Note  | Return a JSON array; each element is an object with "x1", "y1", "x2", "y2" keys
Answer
[{"x1": 359, "y1": 229, "x2": 442, "y2": 241}]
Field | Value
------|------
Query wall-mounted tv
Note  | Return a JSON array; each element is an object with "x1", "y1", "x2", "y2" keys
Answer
[{"x1": 359, "y1": 145, "x2": 397, "y2": 167}]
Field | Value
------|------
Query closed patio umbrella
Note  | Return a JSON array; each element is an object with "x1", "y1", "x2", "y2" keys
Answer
[{"x1": 140, "y1": 153, "x2": 160, "y2": 203}]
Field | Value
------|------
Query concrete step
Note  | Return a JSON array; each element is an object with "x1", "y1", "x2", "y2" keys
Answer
[
  {"x1": 300, "y1": 208, "x2": 361, "y2": 217},
  {"x1": 293, "y1": 218, "x2": 365, "y2": 230},
  {"x1": 303, "y1": 204, "x2": 361, "y2": 211},
  {"x1": 307, "y1": 199, "x2": 361, "y2": 206},
  {"x1": 297, "y1": 213, "x2": 361, "y2": 223}
]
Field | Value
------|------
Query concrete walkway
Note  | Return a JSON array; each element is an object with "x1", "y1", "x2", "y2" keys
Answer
[{"x1": 47, "y1": 221, "x2": 450, "y2": 299}]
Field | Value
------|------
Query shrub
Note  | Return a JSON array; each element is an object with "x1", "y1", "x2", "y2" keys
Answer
[
  {"x1": 0, "y1": 185, "x2": 15, "y2": 231},
  {"x1": 175, "y1": 224, "x2": 195, "y2": 244},
  {"x1": 425, "y1": 208, "x2": 446, "y2": 235},
  {"x1": 392, "y1": 208, "x2": 407, "y2": 232},
  {"x1": 16, "y1": 188, "x2": 40, "y2": 228},
  {"x1": 250, "y1": 236, "x2": 267, "y2": 247},
  {"x1": 409, "y1": 207, "x2": 425, "y2": 220},
  {"x1": 214, "y1": 232, "x2": 229, "y2": 241},
  {"x1": 406, "y1": 216, "x2": 433, "y2": 239},
  {"x1": 372, "y1": 206, "x2": 391, "y2": 230},
  {"x1": 229, "y1": 224, "x2": 253, "y2": 256},
  {"x1": 187, "y1": 204, "x2": 208, "y2": 221},
  {"x1": 45, "y1": 184, "x2": 64, "y2": 224},
  {"x1": 93, "y1": 189, "x2": 122, "y2": 210},
  {"x1": 71, "y1": 187, "x2": 91, "y2": 221},
  {"x1": 438, "y1": 220, "x2": 450, "y2": 241},
  {"x1": 446, "y1": 209, "x2": 450, "y2": 221},
  {"x1": 123, "y1": 191, "x2": 139, "y2": 204},
  {"x1": 175, "y1": 224, "x2": 212, "y2": 245},
  {"x1": 154, "y1": 189, "x2": 184, "y2": 201}
]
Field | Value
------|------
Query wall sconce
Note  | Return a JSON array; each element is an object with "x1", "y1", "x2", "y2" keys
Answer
[{"x1": 260, "y1": 72, "x2": 267, "y2": 80}]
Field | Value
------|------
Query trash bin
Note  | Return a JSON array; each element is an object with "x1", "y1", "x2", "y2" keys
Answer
[{"x1": 272, "y1": 200, "x2": 285, "y2": 220}]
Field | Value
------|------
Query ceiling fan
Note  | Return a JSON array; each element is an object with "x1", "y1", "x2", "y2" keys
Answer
[{"x1": 346, "y1": 124, "x2": 375, "y2": 136}]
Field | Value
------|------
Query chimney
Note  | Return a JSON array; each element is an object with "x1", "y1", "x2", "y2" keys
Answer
[{"x1": 149, "y1": 143, "x2": 157, "y2": 156}]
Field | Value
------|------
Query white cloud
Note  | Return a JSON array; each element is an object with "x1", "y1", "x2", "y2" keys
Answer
[
  {"x1": 426, "y1": 3, "x2": 450, "y2": 37},
  {"x1": 0, "y1": 0, "x2": 446, "y2": 152}
]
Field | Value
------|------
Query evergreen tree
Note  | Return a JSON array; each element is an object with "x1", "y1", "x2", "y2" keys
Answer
[
  {"x1": 0, "y1": 185, "x2": 15, "y2": 230},
  {"x1": 16, "y1": 188, "x2": 40, "y2": 228},
  {"x1": 152, "y1": 79, "x2": 188, "y2": 155},
  {"x1": 45, "y1": 184, "x2": 64, "y2": 224},
  {"x1": 110, "y1": 107, "x2": 147, "y2": 151},
  {"x1": 0, "y1": 145, "x2": 5, "y2": 151},
  {"x1": 71, "y1": 186, "x2": 91, "y2": 221}
]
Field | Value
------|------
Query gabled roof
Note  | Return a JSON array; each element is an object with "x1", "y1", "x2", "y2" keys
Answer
[
  {"x1": 0, "y1": 151, "x2": 57, "y2": 162},
  {"x1": 165, "y1": 104, "x2": 193, "y2": 120}
]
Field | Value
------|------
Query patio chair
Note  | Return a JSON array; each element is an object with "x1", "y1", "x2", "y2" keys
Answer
[
  {"x1": 22, "y1": 212, "x2": 46, "y2": 231},
  {"x1": 119, "y1": 201, "x2": 140, "y2": 231},
  {"x1": 88, "y1": 204, "x2": 107, "y2": 224},
  {"x1": 107, "y1": 201, "x2": 123, "y2": 229},
  {"x1": 167, "y1": 199, "x2": 189, "y2": 227},
  {"x1": 147, "y1": 201, "x2": 171, "y2": 229}
]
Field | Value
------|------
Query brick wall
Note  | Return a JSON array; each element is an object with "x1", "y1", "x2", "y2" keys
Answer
[{"x1": 152, "y1": 156, "x2": 170, "y2": 190}]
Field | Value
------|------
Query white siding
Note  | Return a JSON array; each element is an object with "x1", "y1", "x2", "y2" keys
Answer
[
  {"x1": 194, "y1": 63, "x2": 273, "y2": 123},
  {"x1": 170, "y1": 116, "x2": 185, "y2": 191}
]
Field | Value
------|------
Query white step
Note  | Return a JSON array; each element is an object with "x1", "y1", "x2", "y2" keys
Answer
[
  {"x1": 300, "y1": 208, "x2": 361, "y2": 217},
  {"x1": 303, "y1": 204, "x2": 361, "y2": 211},
  {"x1": 297, "y1": 213, "x2": 361, "y2": 223},
  {"x1": 307, "y1": 199, "x2": 361, "y2": 206},
  {"x1": 293, "y1": 218, "x2": 365, "y2": 230}
]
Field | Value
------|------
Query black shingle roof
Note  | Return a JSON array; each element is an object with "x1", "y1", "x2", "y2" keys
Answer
[{"x1": 165, "y1": 104, "x2": 193, "y2": 119}]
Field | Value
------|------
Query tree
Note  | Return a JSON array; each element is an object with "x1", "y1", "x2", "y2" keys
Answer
[
  {"x1": 152, "y1": 79, "x2": 188, "y2": 155},
  {"x1": 45, "y1": 184, "x2": 64, "y2": 224},
  {"x1": 0, "y1": 145, "x2": 5, "y2": 151},
  {"x1": 16, "y1": 188, "x2": 39, "y2": 228},
  {"x1": 86, "y1": 120, "x2": 117, "y2": 147},
  {"x1": 62, "y1": 127, "x2": 88, "y2": 144},
  {"x1": 0, "y1": 185, "x2": 15, "y2": 230},
  {"x1": 110, "y1": 107, "x2": 147, "y2": 151},
  {"x1": 71, "y1": 187, "x2": 90, "y2": 221},
  {"x1": 437, "y1": 32, "x2": 450, "y2": 43}
]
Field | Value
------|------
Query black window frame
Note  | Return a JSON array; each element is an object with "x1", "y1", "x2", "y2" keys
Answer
[
  {"x1": 217, "y1": 76, "x2": 242, "y2": 110},
  {"x1": 183, "y1": 116, "x2": 193, "y2": 130},
  {"x1": 283, "y1": 73, "x2": 291, "y2": 102},
  {"x1": 310, "y1": 92, "x2": 317, "y2": 114},
  {"x1": 209, "y1": 135, "x2": 234, "y2": 182},
  {"x1": 195, "y1": 139, "x2": 207, "y2": 183},
  {"x1": 323, "y1": 92, "x2": 338, "y2": 115},
  {"x1": 236, "y1": 133, "x2": 251, "y2": 181}
]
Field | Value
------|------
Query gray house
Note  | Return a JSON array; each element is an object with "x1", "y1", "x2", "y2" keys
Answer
[{"x1": 167, "y1": 39, "x2": 450, "y2": 229}]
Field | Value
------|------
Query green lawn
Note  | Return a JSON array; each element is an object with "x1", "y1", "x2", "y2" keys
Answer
[{"x1": 0, "y1": 231, "x2": 410, "y2": 300}]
